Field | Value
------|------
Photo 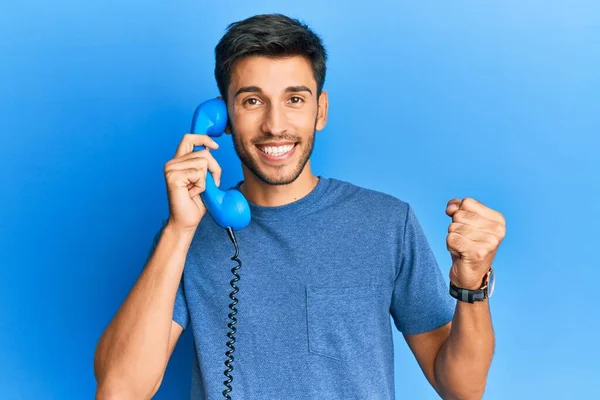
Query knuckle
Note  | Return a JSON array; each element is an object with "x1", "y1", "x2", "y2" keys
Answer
[
  {"x1": 475, "y1": 247, "x2": 488, "y2": 260},
  {"x1": 450, "y1": 236, "x2": 466, "y2": 252},
  {"x1": 462, "y1": 197, "x2": 480, "y2": 210},
  {"x1": 448, "y1": 222, "x2": 460, "y2": 233},
  {"x1": 180, "y1": 133, "x2": 191, "y2": 144},
  {"x1": 488, "y1": 235, "x2": 500, "y2": 248},
  {"x1": 462, "y1": 197, "x2": 476, "y2": 206},
  {"x1": 446, "y1": 234, "x2": 452, "y2": 246},
  {"x1": 463, "y1": 210, "x2": 476, "y2": 220},
  {"x1": 447, "y1": 232, "x2": 459, "y2": 246},
  {"x1": 453, "y1": 210, "x2": 467, "y2": 221},
  {"x1": 189, "y1": 158, "x2": 206, "y2": 169},
  {"x1": 499, "y1": 214, "x2": 506, "y2": 227},
  {"x1": 494, "y1": 222, "x2": 506, "y2": 237},
  {"x1": 188, "y1": 167, "x2": 201, "y2": 176}
]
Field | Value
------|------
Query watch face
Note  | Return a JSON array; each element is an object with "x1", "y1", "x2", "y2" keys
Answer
[{"x1": 488, "y1": 269, "x2": 496, "y2": 297}]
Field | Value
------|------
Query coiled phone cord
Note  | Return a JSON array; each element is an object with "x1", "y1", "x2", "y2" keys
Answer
[{"x1": 223, "y1": 227, "x2": 241, "y2": 399}]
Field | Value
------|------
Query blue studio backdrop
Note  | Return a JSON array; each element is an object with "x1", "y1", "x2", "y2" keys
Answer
[{"x1": 1, "y1": 1, "x2": 598, "y2": 399}]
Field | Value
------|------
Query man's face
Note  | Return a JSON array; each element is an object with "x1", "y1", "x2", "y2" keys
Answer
[{"x1": 226, "y1": 55, "x2": 328, "y2": 185}]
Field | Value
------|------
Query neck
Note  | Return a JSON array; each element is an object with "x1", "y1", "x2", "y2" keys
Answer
[{"x1": 239, "y1": 161, "x2": 319, "y2": 207}]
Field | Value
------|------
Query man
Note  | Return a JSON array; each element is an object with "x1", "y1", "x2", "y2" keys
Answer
[{"x1": 94, "y1": 13, "x2": 506, "y2": 400}]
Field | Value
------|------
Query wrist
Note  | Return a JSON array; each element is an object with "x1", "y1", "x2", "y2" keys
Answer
[
  {"x1": 450, "y1": 267, "x2": 492, "y2": 290},
  {"x1": 449, "y1": 267, "x2": 495, "y2": 303},
  {"x1": 450, "y1": 279, "x2": 483, "y2": 290},
  {"x1": 164, "y1": 219, "x2": 197, "y2": 241}
]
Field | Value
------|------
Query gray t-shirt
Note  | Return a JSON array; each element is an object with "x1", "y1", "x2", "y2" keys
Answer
[{"x1": 149, "y1": 176, "x2": 455, "y2": 399}]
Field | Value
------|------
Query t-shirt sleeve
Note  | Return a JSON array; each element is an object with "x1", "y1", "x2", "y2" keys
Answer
[
  {"x1": 146, "y1": 219, "x2": 190, "y2": 330},
  {"x1": 390, "y1": 204, "x2": 455, "y2": 335}
]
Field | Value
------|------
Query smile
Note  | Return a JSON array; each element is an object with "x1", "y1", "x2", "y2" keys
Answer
[
  {"x1": 257, "y1": 144, "x2": 296, "y2": 156},
  {"x1": 255, "y1": 143, "x2": 298, "y2": 162}
]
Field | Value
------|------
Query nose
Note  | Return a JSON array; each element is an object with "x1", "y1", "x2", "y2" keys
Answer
[{"x1": 261, "y1": 103, "x2": 287, "y2": 135}]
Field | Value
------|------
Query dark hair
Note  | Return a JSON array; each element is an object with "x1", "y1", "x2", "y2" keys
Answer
[{"x1": 214, "y1": 14, "x2": 327, "y2": 103}]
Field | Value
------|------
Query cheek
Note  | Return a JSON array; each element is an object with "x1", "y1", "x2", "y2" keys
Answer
[
  {"x1": 231, "y1": 111, "x2": 258, "y2": 137},
  {"x1": 230, "y1": 115, "x2": 252, "y2": 139},
  {"x1": 286, "y1": 109, "x2": 317, "y2": 129}
]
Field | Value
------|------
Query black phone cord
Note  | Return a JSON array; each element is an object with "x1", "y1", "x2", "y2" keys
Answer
[{"x1": 223, "y1": 227, "x2": 241, "y2": 399}]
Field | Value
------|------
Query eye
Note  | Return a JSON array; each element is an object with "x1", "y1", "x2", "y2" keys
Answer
[
  {"x1": 289, "y1": 96, "x2": 304, "y2": 104},
  {"x1": 243, "y1": 97, "x2": 262, "y2": 106}
]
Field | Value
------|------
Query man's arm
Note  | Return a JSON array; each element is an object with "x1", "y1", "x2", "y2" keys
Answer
[
  {"x1": 148, "y1": 321, "x2": 184, "y2": 397},
  {"x1": 404, "y1": 299, "x2": 494, "y2": 399},
  {"x1": 94, "y1": 223, "x2": 193, "y2": 399},
  {"x1": 405, "y1": 197, "x2": 503, "y2": 398}
]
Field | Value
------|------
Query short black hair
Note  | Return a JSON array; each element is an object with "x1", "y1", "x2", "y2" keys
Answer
[{"x1": 214, "y1": 13, "x2": 327, "y2": 103}]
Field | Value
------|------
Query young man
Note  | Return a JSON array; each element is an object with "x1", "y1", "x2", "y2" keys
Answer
[{"x1": 94, "y1": 14, "x2": 506, "y2": 400}]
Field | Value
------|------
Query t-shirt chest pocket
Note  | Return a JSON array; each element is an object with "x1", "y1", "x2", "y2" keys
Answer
[{"x1": 305, "y1": 284, "x2": 381, "y2": 361}]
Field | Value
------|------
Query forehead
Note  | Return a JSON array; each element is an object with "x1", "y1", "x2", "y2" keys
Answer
[{"x1": 229, "y1": 55, "x2": 317, "y2": 94}]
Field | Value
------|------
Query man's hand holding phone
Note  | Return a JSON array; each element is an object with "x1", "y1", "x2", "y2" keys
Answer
[{"x1": 163, "y1": 133, "x2": 222, "y2": 233}]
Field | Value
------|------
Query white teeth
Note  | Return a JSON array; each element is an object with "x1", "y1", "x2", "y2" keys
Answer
[{"x1": 259, "y1": 144, "x2": 295, "y2": 156}]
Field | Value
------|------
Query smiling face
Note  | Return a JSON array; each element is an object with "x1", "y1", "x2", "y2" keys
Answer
[{"x1": 226, "y1": 55, "x2": 328, "y2": 186}]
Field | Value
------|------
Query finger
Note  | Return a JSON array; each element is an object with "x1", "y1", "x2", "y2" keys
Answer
[
  {"x1": 204, "y1": 152, "x2": 222, "y2": 187},
  {"x1": 447, "y1": 231, "x2": 472, "y2": 255},
  {"x1": 448, "y1": 221, "x2": 504, "y2": 239},
  {"x1": 189, "y1": 179, "x2": 206, "y2": 197},
  {"x1": 451, "y1": 208, "x2": 505, "y2": 236},
  {"x1": 458, "y1": 197, "x2": 505, "y2": 225},
  {"x1": 447, "y1": 231, "x2": 498, "y2": 264},
  {"x1": 446, "y1": 198, "x2": 461, "y2": 217},
  {"x1": 447, "y1": 231, "x2": 492, "y2": 256},
  {"x1": 168, "y1": 150, "x2": 222, "y2": 187},
  {"x1": 446, "y1": 241, "x2": 461, "y2": 258},
  {"x1": 172, "y1": 148, "x2": 213, "y2": 162},
  {"x1": 174, "y1": 133, "x2": 219, "y2": 158},
  {"x1": 165, "y1": 157, "x2": 209, "y2": 175},
  {"x1": 447, "y1": 222, "x2": 500, "y2": 245},
  {"x1": 165, "y1": 165, "x2": 206, "y2": 190}
]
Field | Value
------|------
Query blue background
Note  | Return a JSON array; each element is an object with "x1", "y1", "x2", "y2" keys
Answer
[{"x1": 1, "y1": 1, "x2": 598, "y2": 399}]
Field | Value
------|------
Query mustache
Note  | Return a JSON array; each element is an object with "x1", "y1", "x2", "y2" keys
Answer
[{"x1": 251, "y1": 133, "x2": 300, "y2": 144}]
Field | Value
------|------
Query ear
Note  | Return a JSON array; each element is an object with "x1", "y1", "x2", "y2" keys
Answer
[
  {"x1": 217, "y1": 95, "x2": 233, "y2": 134},
  {"x1": 315, "y1": 90, "x2": 329, "y2": 132}
]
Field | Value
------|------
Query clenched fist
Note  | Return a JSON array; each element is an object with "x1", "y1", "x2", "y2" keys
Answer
[
  {"x1": 164, "y1": 133, "x2": 223, "y2": 232},
  {"x1": 446, "y1": 197, "x2": 506, "y2": 290}
]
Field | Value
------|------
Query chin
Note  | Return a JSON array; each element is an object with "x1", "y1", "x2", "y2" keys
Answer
[{"x1": 252, "y1": 165, "x2": 304, "y2": 186}]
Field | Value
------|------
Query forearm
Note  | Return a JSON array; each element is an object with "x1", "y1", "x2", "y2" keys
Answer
[
  {"x1": 94, "y1": 223, "x2": 194, "y2": 398},
  {"x1": 434, "y1": 300, "x2": 495, "y2": 399}
]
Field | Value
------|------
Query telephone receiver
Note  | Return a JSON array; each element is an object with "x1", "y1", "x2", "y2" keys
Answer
[
  {"x1": 191, "y1": 98, "x2": 248, "y2": 398},
  {"x1": 190, "y1": 98, "x2": 251, "y2": 231}
]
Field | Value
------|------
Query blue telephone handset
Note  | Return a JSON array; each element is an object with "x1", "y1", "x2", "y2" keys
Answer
[
  {"x1": 190, "y1": 98, "x2": 249, "y2": 399},
  {"x1": 190, "y1": 98, "x2": 251, "y2": 231}
]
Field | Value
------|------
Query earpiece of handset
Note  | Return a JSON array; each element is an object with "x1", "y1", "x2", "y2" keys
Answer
[{"x1": 190, "y1": 98, "x2": 251, "y2": 231}]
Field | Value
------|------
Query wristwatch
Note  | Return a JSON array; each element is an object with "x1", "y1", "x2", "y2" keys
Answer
[{"x1": 449, "y1": 267, "x2": 495, "y2": 303}]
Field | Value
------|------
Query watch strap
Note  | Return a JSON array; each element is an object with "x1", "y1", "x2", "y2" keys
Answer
[
  {"x1": 449, "y1": 267, "x2": 493, "y2": 303},
  {"x1": 449, "y1": 283, "x2": 489, "y2": 303}
]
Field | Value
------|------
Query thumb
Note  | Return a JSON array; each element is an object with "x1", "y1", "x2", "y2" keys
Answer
[{"x1": 446, "y1": 198, "x2": 461, "y2": 217}]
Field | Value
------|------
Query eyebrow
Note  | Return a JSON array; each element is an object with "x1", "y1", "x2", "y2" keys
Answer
[{"x1": 234, "y1": 85, "x2": 313, "y2": 98}]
